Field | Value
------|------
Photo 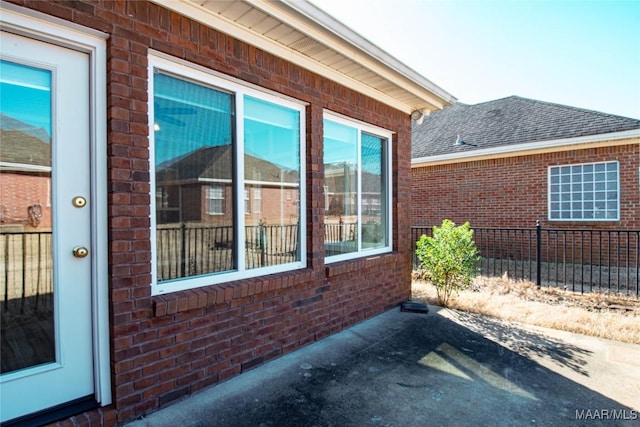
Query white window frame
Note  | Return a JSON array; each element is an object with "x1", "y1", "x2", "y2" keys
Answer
[
  {"x1": 149, "y1": 53, "x2": 306, "y2": 295},
  {"x1": 548, "y1": 160, "x2": 620, "y2": 221},
  {"x1": 323, "y1": 111, "x2": 393, "y2": 263}
]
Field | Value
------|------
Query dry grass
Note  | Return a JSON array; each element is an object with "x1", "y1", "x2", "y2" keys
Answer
[{"x1": 411, "y1": 272, "x2": 640, "y2": 344}]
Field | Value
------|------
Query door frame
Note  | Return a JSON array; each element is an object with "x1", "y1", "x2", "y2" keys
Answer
[{"x1": 0, "y1": 2, "x2": 111, "y2": 408}]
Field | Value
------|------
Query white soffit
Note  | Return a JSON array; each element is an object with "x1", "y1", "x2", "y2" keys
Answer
[{"x1": 150, "y1": 0, "x2": 456, "y2": 114}]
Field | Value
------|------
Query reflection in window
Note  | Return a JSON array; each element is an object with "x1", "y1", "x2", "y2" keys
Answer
[
  {"x1": 361, "y1": 133, "x2": 387, "y2": 250},
  {"x1": 548, "y1": 161, "x2": 619, "y2": 221},
  {"x1": 154, "y1": 72, "x2": 235, "y2": 279},
  {"x1": 244, "y1": 96, "x2": 301, "y2": 270},
  {"x1": 207, "y1": 185, "x2": 225, "y2": 215},
  {"x1": 323, "y1": 120, "x2": 358, "y2": 256},
  {"x1": 151, "y1": 62, "x2": 304, "y2": 290},
  {"x1": 323, "y1": 115, "x2": 391, "y2": 261},
  {"x1": 0, "y1": 60, "x2": 55, "y2": 373}
]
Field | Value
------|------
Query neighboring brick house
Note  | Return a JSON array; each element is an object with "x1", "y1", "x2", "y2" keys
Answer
[
  {"x1": 412, "y1": 96, "x2": 640, "y2": 231},
  {"x1": 0, "y1": 1, "x2": 454, "y2": 425}
]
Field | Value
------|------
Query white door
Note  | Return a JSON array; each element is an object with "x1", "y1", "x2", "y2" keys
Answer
[{"x1": 0, "y1": 31, "x2": 95, "y2": 422}]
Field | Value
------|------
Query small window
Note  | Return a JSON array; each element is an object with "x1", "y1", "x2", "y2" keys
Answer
[
  {"x1": 244, "y1": 188, "x2": 251, "y2": 215},
  {"x1": 207, "y1": 185, "x2": 225, "y2": 215},
  {"x1": 323, "y1": 112, "x2": 392, "y2": 262},
  {"x1": 253, "y1": 187, "x2": 262, "y2": 214},
  {"x1": 548, "y1": 161, "x2": 619, "y2": 221}
]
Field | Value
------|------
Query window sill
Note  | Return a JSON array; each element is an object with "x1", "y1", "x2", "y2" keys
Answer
[
  {"x1": 152, "y1": 268, "x2": 315, "y2": 317},
  {"x1": 325, "y1": 251, "x2": 396, "y2": 277}
]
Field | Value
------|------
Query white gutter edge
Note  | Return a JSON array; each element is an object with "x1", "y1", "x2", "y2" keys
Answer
[
  {"x1": 150, "y1": 0, "x2": 455, "y2": 113},
  {"x1": 279, "y1": 0, "x2": 457, "y2": 106},
  {"x1": 412, "y1": 128, "x2": 640, "y2": 167}
]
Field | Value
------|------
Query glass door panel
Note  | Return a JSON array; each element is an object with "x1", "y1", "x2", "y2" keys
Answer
[{"x1": 0, "y1": 60, "x2": 55, "y2": 374}]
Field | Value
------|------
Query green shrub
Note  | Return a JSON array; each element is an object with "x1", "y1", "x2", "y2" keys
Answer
[{"x1": 415, "y1": 220, "x2": 480, "y2": 307}]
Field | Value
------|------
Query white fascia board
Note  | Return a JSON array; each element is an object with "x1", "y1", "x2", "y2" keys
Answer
[
  {"x1": 412, "y1": 129, "x2": 640, "y2": 168},
  {"x1": 150, "y1": 0, "x2": 452, "y2": 113},
  {"x1": 258, "y1": 0, "x2": 456, "y2": 109}
]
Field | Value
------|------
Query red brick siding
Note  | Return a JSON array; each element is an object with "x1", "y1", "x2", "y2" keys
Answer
[
  {"x1": 5, "y1": 1, "x2": 412, "y2": 425},
  {"x1": 411, "y1": 144, "x2": 640, "y2": 230},
  {"x1": 0, "y1": 173, "x2": 51, "y2": 229}
]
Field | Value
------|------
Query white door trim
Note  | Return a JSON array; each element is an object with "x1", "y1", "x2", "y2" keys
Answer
[{"x1": 0, "y1": 1, "x2": 111, "y2": 407}]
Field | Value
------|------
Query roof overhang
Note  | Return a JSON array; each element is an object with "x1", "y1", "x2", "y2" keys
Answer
[
  {"x1": 412, "y1": 129, "x2": 640, "y2": 168},
  {"x1": 150, "y1": 0, "x2": 456, "y2": 114}
]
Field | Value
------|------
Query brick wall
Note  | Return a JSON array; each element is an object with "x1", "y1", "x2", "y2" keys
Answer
[
  {"x1": 5, "y1": 1, "x2": 412, "y2": 425},
  {"x1": 0, "y1": 173, "x2": 51, "y2": 229},
  {"x1": 411, "y1": 144, "x2": 640, "y2": 230}
]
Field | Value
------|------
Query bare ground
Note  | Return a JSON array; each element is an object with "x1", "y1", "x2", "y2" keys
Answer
[{"x1": 411, "y1": 272, "x2": 640, "y2": 345}]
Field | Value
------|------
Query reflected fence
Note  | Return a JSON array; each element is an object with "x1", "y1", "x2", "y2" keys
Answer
[
  {"x1": 156, "y1": 222, "x2": 300, "y2": 280},
  {"x1": 0, "y1": 230, "x2": 54, "y2": 314},
  {"x1": 2, "y1": 222, "x2": 361, "y2": 301},
  {"x1": 411, "y1": 223, "x2": 639, "y2": 297}
]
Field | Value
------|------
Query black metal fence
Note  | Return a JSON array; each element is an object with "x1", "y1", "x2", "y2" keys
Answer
[
  {"x1": 156, "y1": 222, "x2": 300, "y2": 280},
  {"x1": 412, "y1": 223, "x2": 639, "y2": 297},
  {"x1": 1, "y1": 230, "x2": 54, "y2": 313}
]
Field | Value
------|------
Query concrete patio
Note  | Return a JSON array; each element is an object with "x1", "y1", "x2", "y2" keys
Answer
[{"x1": 126, "y1": 305, "x2": 640, "y2": 426}]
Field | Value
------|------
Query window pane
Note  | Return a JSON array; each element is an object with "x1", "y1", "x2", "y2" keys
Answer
[
  {"x1": 208, "y1": 184, "x2": 225, "y2": 215},
  {"x1": 361, "y1": 133, "x2": 387, "y2": 250},
  {"x1": 154, "y1": 72, "x2": 235, "y2": 280},
  {"x1": 0, "y1": 60, "x2": 55, "y2": 372},
  {"x1": 324, "y1": 120, "x2": 358, "y2": 256},
  {"x1": 244, "y1": 96, "x2": 301, "y2": 268}
]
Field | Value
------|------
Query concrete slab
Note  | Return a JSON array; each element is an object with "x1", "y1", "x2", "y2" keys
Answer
[{"x1": 125, "y1": 306, "x2": 640, "y2": 427}]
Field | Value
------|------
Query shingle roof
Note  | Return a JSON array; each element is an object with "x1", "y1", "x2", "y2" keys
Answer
[
  {"x1": 412, "y1": 96, "x2": 640, "y2": 159},
  {"x1": 0, "y1": 130, "x2": 50, "y2": 167},
  {"x1": 156, "y1": 145, "x2": 299, "y2": 185}
]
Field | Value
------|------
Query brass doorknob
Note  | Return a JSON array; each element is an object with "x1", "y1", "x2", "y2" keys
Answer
[
  {"x1": 73, "y1": 246, "x2": 89, "y2": 258},
  {"x1": 72, "y1": 196, "x2": 87, "y2": 208}
]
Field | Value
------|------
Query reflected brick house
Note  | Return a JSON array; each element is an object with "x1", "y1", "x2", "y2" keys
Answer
[
  {"x1": 156, "y1": 144, "x2": 299, "y2": 226},
  {"x1": 0, "y1": 115, "x2": 52, "y2": 230}
]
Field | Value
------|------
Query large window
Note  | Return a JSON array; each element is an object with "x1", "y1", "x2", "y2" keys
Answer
[
  {"x1": 323, "y1": 113, "x2": 392, "y2": 262},
  {"x1": 548, "y1": 161, "x2": 619, "y2": 221},
  {"x1": 150, "y1": 55, "x2": 305, "y2": 294}
]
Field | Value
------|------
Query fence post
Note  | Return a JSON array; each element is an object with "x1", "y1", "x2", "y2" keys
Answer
[
  {"x1": 258, "y1": 219, "x2": 265, "y2": 267},
  {"x1": 536, "y1": 220, "x2": 541, "y2": 288},
  {"x1": 180, "y1": 222, "x2": 186, "y2": 278}
]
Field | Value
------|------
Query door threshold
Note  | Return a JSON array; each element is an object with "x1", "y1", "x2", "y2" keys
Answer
[{"x1": 1, "y1": 395, "x2": 97, "y2": 427}]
